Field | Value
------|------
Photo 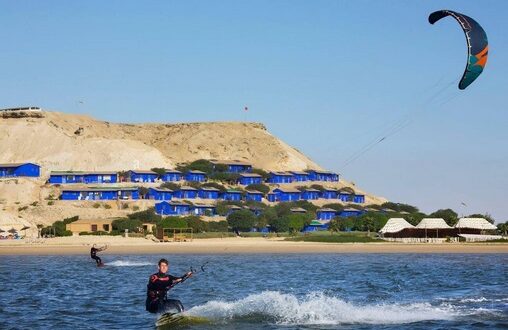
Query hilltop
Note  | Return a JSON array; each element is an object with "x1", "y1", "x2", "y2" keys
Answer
[{"x1": 0, "y1": 110, "x2": 387, "y2": 232}]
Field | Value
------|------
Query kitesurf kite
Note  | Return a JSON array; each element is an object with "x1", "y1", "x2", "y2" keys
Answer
[{"x1": 429, "y1": 10, "x2": 488, "y2": 90}]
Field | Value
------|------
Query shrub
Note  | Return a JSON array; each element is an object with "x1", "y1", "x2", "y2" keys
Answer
[
  {"x1": 121, "y1": 203, "x2": 129, "y2": 210},
  {"x1": 47, "y1": 201, "x2": 55, "y2": 206},
  {"x1": 245, "y1": 183, "x2": 270, "y2": 194},
  {"x1": 93, "y1": 203, "x2": 101, "y2": 209},
  {"x1": 112, "y1": 218, "x2": 143, "y2": 232},
  {"x1": 227, "y1": 210, "x2": 256, "y2": 231},
  {"x1": 132, "y1": 205, "x2": 140, "y2": 211},
  {"x1": 18, "y1": 206, "x2": 28, "y2": 212},
  {"x1": 104, "y1": 204, "x2": 112, "y2": 209}
]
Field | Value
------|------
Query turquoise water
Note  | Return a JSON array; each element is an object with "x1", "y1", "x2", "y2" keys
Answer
[{"x1": 0, "y1": 254, "x2": 506, "y2": 329}]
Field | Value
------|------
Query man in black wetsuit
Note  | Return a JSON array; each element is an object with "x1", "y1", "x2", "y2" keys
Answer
[
  {"x1": 146, "y1": 258, "x2": 193, "y2": 313},
  {"x1": 90, "y1": 244, "x2": 107, "y2": 266}
]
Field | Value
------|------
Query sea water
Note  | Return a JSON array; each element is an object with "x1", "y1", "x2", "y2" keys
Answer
[{"x1": 0, "y1": 254, "x2": 506, "y2": 329}]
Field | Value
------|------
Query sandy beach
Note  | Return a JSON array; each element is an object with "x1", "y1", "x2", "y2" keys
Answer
[{"x1": 1, "y1": 237, "x2": 507, "y2": 255}]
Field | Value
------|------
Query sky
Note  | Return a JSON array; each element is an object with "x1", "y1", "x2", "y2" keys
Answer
[{"x1": 1, "y1": 1, "x2": 507, "y2": 222}]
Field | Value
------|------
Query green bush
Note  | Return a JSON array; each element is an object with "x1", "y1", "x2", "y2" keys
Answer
[
  {"x1": 158, "y1": 217, "x2": 187, "y2": 229},
  {"x1": 245, "y1": 183, "x2": 270, "y2": 194},
  {"x1": 112, "y1": 218, "x2": 142, "y2": 232},
  {"x1": 104, "y1": 204, "x2": 112, "y2": 209},
  {"x1": 93, "y1": 203, "x2": 101, "y2": 209},
  {"x1": 47, "y1": 200, "x2": 55, "y2": 206},
  {"x1": 227, "y1": 210, "x2": 256, "y2": 231},
  {"x1": 18, "y1": 206, "x2": 28, "y2": 212}
]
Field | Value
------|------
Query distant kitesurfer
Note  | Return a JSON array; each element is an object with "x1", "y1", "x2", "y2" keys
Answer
[
  {"x1": 146, "y1": 258, "x2": 193, "y2": 313},
  {"x1": 90, "y1": 244, "x2": 107, "y2": 266}
]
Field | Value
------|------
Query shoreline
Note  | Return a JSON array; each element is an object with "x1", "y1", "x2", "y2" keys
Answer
[{"x1": 1, "y1": 237, "x2": 507, "y2": 255}]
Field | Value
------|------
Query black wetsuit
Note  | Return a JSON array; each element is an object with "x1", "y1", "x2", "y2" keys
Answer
[
  {"x1": 146, "y1": 272, "x2": 185, "y2": 313},
  {"x1": 90, "y1": 247, "x2": 101, "y2": 265}
]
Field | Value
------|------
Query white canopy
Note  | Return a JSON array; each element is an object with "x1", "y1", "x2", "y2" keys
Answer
[
  {"x1": 416, "y1": 218, "x2": 451, "y2": 229},
  {"x1": 379, "y1": 218, "x2": 415, "y2": 234},
  {"x1": 455, "y1": 218, "x2": 497, "y2": 230}
]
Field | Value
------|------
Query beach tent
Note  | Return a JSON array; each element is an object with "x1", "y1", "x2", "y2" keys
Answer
[
  {"x1": 416, "y1": 218, "x2": 451, "y2": 229},
  {"x1": 379, "y1": 218, "x2": 415, "y2": 234},
  {"x1": 455, "y1": 218, "x2": 497, "y2": 230}
]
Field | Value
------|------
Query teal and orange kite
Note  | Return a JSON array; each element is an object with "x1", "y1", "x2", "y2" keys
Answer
[{"x1": 429, "y1": 10, "x2": 488, "y2": 90}]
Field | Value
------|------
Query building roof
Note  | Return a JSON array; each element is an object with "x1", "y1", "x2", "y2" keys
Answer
[
  {"x1": 290, "y1": 171, "x2": 309, "y2": 175},
  {"x1": 239, "y1": 173, "x2": 262, "y2": 178},
  {"x1": 165, "y1": 169, "x2": 182, "y2": 174},
  {"x1": 228, "y1": 205, "x2": 243, "y2": 210},
  {"x1": 303, "y1": 188, "x2": 320, "y2": 192},
  {"x1": 62, "y1": 187, "x2": 138, "y2": 192},
  {"x1": 0, "y1": 162, "x2": 39, "y2": 168},
  {"x1": 416, "y1": 218, "x2": 452, "y2": 229},
  {"x1": 269, "y1": 171, "x2": 294, "y2": 176},
  {"x1": 70, "y1": 218, "x2": 116, "y2": 225},
  {"x1": 168, "y1": 201, "x2": 191, "y2": 206},
  {"x1": 317, "y1": 208, "x2": 337, "y2": 213},
  {"x1": 178, "y1": 186, "x2": 198, "y2": 191},
  {"x1": 455, "y1": 218, "x2": 497, "y2": 230},
  {"x1": 343, "y1": 208, "x2": 362, "y2": 212},
  {"x1": 0, "y1": 106, "x2": 41, "y2": 111},
  {"x1": 290, "y1": 207, "x2": 307, "y2": 213},
  {"x1": 308, "y1": 169, "x2": 335, "y2": 175},
  {"x1": 187, "y1": 170, "x2": 207, "y2": 174},
  {"x1": 246, "y1": 190, "x2": 263, "y2": 194},
  {"x1": 199, "y1": 187, "x2": 220, "y2": 191},
  {"x1": 225, "y1": 190, "x2": 242, "y2": 194},
  {"x1": 309, "y1": 220, "x2": 325, "y2": 226},
  {"x1": 129, "y1": 170, "x2": 157, "y2": 174},
  {"x1": 150, "y1": 188, "x2": 173, "y2": 192},
  {"x1": 192, "y1": 203, "x2": 215, "y2": 208},
  {"x1": 338, "y1": 191, "x2": 352, "y2": 195},
  {"x1": 51, "y1": 171, "x2": 117, "y2": 175},
  {"x1": 379, "y1": 218, "x2": 415, "y2": 234},
  {"x1": 273, "y1": 187, "x2": 301, "y2": 193}
]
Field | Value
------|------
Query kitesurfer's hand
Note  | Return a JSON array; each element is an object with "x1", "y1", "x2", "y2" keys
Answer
[{"x1": 185, "y1": 271, "x2": 193, "y2": 278}]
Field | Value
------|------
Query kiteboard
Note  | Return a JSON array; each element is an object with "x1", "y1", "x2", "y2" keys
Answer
[
  {"x1": 156, "y1": 312, "x2": 208, "y2": 328},
  {"x1": 97, "y1": 262, "x2": 105, "y2": 268}
]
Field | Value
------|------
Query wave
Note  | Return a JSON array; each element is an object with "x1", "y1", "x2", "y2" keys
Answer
[
  {"x1": 187, "y1": 291, "x2": 457, "y2": 325},
  {"x1": 107, "y1": 260, "x2": 151, "y2": 267}
]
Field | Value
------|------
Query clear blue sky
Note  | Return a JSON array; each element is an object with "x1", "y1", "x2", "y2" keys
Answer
[{"x1": 1, "y1": 1, "x2": 507, "y2": 221}]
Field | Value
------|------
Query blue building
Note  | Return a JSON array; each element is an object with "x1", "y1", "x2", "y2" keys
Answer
[
  {"x1": 290, "y1": 171, "x2": 310, "y2": 182},
  {"x1": 192, "y1": 203, "x2": 216, "y2": 216},
  {"x1": 162, "y1": 170, "x2": 182, "y2": 182},
  {"x1": 266, "y1": 172, "x2": 294, "y2": 184},
  {"x1": 61, "y1": 187, "x2": 139, "y2": 200},
  {"x1": 338, "y1": 208, "x2": 363, "y2": 217},
  {"x1": 155, "y1": 201, "x2": 191, "y2": 216},
  {"x1": 211, "y1": 160, "x2": 252, "y2": 173},
  {"x1": 185, "y1": 170, "x2": 207, "y2": 182},
  {"x1": 301, "y1": 188, "x2": 320, "y2": 200},
  {"x1": 353, "y1": 194, "x2": 365, "y2": 204},
  {"x1": 238, "y1": 173, "x2": 263, "y2": 185},
  {"x1": 174, "y1": 186, "x2": 198, "y2": 199},
  {"x1": 148, "y1": 188, "x2": 173, "y2": 200},
  {"x1": 271, "y1": 188, "x2": 301, "y2": 202},
  {"x1": 49, "y1": 171, "x2": 85, "y2": 184},
  {"x1": 321, "y1": 188, "x2": 338, "y2": 199},
  {"x1": 198, "y1": 187, "x2": 220, "y2": 199},
  {"x1": 307, "y1": 170, "x2": 339, "y2": 182},
  {"x1": 221, "y1": 190, "x2": 242, "y2": 201},
  {"x1": 0, "y1": 163, "x2": 40, "y2": 178},
  {"x1": 316, "y1": 208, "x2": 337, "y2": 220},
  {"x1": 129, "y1": 170, "x2": 158, "y2": 183},
  {"x1": 246, "y1": 190, "x2": 263, "y2": 202},
  {"x1": 267, "y1": 192, "x2": 277, "y2": 202},
  {"x1": 338, "y1": 191, "x2": 352, "y2": 202}
]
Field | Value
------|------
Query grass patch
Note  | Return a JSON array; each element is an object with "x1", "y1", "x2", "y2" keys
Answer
[{"x1": 286, "y1": 232, "x2": 382, "y2": 243}]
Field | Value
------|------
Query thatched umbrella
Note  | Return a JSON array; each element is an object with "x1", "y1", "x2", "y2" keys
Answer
[
  {"x1": 8, "y1": 227, "x2": 17, "y2": 234},
  {"x1": 21, "y1": 226, "x2": 30, "y2": 237}
]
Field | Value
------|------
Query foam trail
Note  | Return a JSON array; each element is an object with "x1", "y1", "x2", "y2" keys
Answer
[
  {"x1": 107, "y1": 260, "x2": 151, "y2": 267},
  {"x1": 187, "y1": 291, "x2": 457, "y2": 325}
]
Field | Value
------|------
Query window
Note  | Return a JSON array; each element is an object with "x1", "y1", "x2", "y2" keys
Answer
[
  {"x1": 103, "y1": 224, "x2": 110, "y2": 231},
  {"x1": 91, "y1": 225, "x2": 98, "y2": 232}
]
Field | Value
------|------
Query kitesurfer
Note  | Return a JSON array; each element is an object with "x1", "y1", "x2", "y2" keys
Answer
[
  {"x1": 90, "y1": 244, "x2": 107, "y2": 266},
  {"x1": 146, "y1": 258, "x2": 193, "y2": 313}
]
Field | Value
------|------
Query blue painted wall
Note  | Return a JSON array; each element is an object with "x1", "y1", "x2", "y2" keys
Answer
[{"x1": 0, "y1": 163, "x2": 40, "y2": 178}]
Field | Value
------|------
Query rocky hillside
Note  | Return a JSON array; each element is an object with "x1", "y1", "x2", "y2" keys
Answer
[{"x1": 0, "y1": 110, "x2": 387, "y2": 232}]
